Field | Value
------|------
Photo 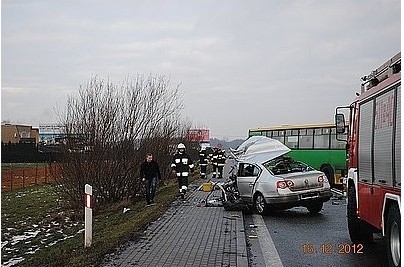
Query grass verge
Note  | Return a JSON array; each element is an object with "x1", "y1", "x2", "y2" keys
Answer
[{"x1": 2, "y1": 178, "x2": 196, "y2": 267}]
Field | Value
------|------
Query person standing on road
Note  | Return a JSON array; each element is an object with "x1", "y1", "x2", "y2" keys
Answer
[
  {"x1": 199, "y1": 147, "x2": 208, "y2": 179},
  {"x1": 211, "y1": 146, "x2": 219, "y2": 178},
  {"x1": 217, "y1": 148, "x2": 226, "y2": 179},
  {"x1": 171, "y1": 143, "x2": 194, "y2": 199},
  {"x1": 140, "y1": 153, "x2": 161, "y2": 205}
]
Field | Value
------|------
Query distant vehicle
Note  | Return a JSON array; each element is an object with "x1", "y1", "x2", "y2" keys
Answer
[
  {"x1": 230, "y1": 136, "x2": 332, "y2": 215},
  {"x1": 335, "y1": 52, "x2": 401, "y2": 267},
  {"x1": 249, "y1": 122, "x2": 348, "y2": 189}
]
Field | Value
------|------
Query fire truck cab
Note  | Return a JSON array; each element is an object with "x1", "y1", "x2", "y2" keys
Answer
[{"x1": 335, "y1": 52, "x2": 401, "y2": 267}]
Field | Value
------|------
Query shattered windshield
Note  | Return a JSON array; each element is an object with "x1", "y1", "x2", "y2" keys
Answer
[{"x1": 264, "y1": 156, "x2": 314, "y2": 175}]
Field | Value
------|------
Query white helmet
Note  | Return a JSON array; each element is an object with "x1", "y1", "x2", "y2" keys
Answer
[{"x1": 177, "y1": 143, "x2": 186, "y2": 149}]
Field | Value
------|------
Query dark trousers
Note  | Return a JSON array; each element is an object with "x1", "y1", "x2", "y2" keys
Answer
[
  {"x1": 200, "y1": 165, "x2": 207, "y2": 178},
  {"x1": 212, "y1": 164, "x2": 218, "y2": 178},
  {"x1": 218, "y1": 166, "x2": 224, "y2": 178},
  {"x1": 145, "y1": 177, "x2": 157, "y2": 204},
  {"x1": 177, "y1": 175, "x2": 189, "y2": 192}
]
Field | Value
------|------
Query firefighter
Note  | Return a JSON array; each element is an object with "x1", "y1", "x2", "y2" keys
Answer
[
  {"x1": 211, "y1": 146, "x2": 219, "y2": 179},
  {"x1": 171, "y1": 143, "x2": 194, "y2": 199},
  {"x1": 217, "y1": 148, "x2": 226, "y2": 179},
  {"x1": 199, "y1": 147, "x2": 208, "y2": 179}
]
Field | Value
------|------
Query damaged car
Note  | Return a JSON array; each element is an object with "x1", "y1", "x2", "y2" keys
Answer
[{"x1": 229, "y1": 136, "x2": 332, "y2": 215}]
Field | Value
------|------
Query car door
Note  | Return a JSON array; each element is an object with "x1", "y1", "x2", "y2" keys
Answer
[{"x1": 237, "y1": 163, "x2": 261, "y2": 202}]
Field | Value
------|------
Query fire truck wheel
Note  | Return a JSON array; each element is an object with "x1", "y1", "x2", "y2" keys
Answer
[
  {"x1": 386, "y1": 204, "x2": 400, "y2": 267},
  {"x1": 347, "y1": 185, "x2": 373, "y2": 243}
]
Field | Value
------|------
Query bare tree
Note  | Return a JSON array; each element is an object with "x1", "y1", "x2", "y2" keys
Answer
[{"x1": 57, "y1": 74, "x2": 189, "y2": 209}]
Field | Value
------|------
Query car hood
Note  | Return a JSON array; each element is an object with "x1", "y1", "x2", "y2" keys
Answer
[{"x1": 230, "y1": 136, "x2": 291, "y2": 164}]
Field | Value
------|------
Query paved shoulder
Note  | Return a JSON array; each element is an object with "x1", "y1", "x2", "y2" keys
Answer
[{"x1": 102, "y1": 186, "x2": 248, "y2": 267}]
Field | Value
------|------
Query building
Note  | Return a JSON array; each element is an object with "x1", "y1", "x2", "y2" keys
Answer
[
  {"x1": 38, "y1": 124, "x2": 64, "y2": 144},
  {"x1": 1, "y1": 124, "x2": 40, "y2": 144}
]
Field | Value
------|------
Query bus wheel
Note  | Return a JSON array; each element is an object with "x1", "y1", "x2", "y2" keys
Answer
[
  {"x1": 347, "y1": 185, "x2": 373, "y2": 243},
  {"x1": 321, "y1": 165, "x2": 334, "y2": 188},
  {"x1": 386, "y1": 204, "x2": 400, "y2": 267}
]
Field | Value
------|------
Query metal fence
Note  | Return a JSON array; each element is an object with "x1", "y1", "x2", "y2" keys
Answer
[{"x1": 1, "y1": 163, "x2": 60, "y2": 191}]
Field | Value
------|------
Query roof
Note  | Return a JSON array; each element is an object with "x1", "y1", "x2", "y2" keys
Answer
[
  {"x1": 249, "y1": 122, "x2": 339, "y2": 132},
  {"x1": 230, "y1": 136, "x2": 291, "y2": 164}
]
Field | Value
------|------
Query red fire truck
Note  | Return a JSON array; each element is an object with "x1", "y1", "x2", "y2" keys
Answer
[{"x1": 335, "y1": 52, "x2": 401, "y2": 267}]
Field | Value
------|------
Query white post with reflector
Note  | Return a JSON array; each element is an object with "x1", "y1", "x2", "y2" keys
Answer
[{"x1": 84, "y1": 184, "x2": 93, "y2": 248}]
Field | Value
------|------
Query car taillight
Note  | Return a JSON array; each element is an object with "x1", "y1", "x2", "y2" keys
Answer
[
  {"x1": 276, "y1": 181, "x2": 287, "y2": 189},
  {"x1": 286, "y1": 180, "x2": 294, "y2": 187},
  {"x1": 277, "y1": 180, "x2": 294, "y2": 189},
  {"x1": 318, "y1": 175, "x2": 328, "y2": 184}
]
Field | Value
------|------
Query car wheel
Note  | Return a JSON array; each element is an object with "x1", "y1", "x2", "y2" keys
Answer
[
  {"x1": 347, "y1": 184, "x2": 373, "y2": 243},
  {"x1": 307, "y1": 202, "x2": 323, "y2": 214},
  {"x1": 386, "y1": 204, "x2": 400, "y2": 267},
  {"x1": 254, "y1": 193, "x2": 268, "y2": 215}
]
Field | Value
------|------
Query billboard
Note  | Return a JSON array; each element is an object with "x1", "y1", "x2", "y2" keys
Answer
[{"x1": 187, "y1": 129, "x2": 209, "y2": 143}]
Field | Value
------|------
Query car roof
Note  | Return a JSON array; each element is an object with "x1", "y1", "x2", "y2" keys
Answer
[{"x1": 229, "y1": 136, "x2": 290, "y2": 164}]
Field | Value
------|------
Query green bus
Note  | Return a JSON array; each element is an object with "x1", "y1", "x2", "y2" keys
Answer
[{"x1": 248, "y1": 123, "x2": 348, "y2": 189}]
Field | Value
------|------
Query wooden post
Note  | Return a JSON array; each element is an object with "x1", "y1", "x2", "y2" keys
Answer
[
  {"x1": 22, "y1": 168, "x2": 25, "y2": 188},
  {"x1": 10, "y1": 163, "x2": 13, "y2": 191},
  {"x1": 35, "y1": 161, "x2": 38, "y2": 185}
]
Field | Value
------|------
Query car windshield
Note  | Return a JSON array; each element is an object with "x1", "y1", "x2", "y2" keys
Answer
[{"x1": 264, "y1": 156, "x2": 314, "y2": 175}]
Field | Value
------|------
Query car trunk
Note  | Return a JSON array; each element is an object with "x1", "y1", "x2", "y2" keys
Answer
[{"x1": 276, "y1": 171, "x2": 323, "y2": 191}]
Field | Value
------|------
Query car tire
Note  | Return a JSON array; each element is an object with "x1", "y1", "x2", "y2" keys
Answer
[
  {"x1": 306, "y1": 202, "x2": 323, "y2": 214},
  {"x1": 254, "y1": 193, "x2": 268, "y2": 215},
  {"x1": 347, "y1": 184, "x2": 373, "y2": 243},
  {"x1": 386, "y1": 204, "x2": 400, "y2": 267}
]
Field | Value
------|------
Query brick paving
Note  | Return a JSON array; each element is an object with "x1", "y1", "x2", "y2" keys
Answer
[{"x1": 102, "y1": 181, "x2": 248, "y2": 267}]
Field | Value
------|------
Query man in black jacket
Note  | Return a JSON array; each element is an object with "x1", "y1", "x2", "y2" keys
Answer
[
  {"x1": 171, "y1": 143, "x2": 194, "y2": 199},
  {"x1": 140, "y1": 153, "x2": 161, "y2": 205}
]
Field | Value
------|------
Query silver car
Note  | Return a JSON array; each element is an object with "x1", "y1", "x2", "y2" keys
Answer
[{"x1": 230, "y1": 136, "x2": 332, "y2": 215}]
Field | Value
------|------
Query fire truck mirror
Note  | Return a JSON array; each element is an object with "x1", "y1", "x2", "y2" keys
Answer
[{"x1": 335, "y1": 114, "x2": 346, "y2": 134}]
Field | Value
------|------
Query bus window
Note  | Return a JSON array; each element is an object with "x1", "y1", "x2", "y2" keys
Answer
[
  {"x1": 285, "y1": 129, "x2": 298, "y2": 148},
  {"x1": 314, "y1": 128, "x2": 329, "y2": 148},
  {"x1": 330, "y1": 127, "x2": 346, "y2": 149},
  {"x1": 299, "y1": 128, "x2": 313, "y2": 149},
  {"x1": 286, "y1": 136, "x2": 298, "y2": 148},
  {"x1": 272, "y1": 130, "x2": 284, "y2": 143},
  {"x1": 265, "y1": 131, "x2": 272, "y2": 138}
]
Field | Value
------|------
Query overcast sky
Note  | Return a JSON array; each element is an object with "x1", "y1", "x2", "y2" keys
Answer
[{"x1": 2, "y1": 0, "x2": 401, "y2": 139}]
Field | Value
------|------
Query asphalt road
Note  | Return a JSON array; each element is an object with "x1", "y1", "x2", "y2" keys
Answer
[{"x1": 243, "y1": 195, "x2": 389, "y2": 267}]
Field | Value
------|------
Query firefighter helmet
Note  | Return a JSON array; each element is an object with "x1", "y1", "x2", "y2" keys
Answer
[{"x1": 177, "y1": 143, "x2": 186, "y2": 149}]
